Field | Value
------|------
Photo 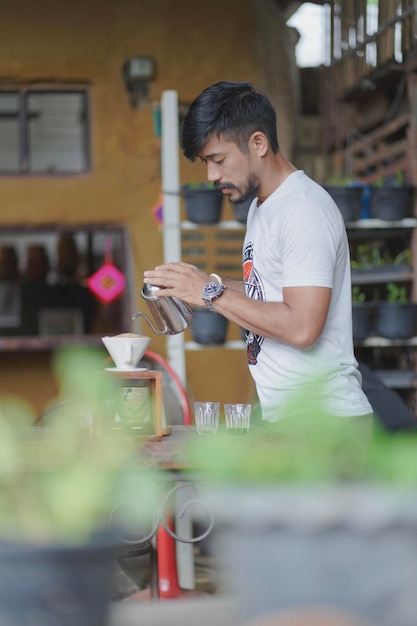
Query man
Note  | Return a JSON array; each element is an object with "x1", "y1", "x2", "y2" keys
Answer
[{"x1": 144, "y1": 81, "x2": 373, "y2": 438}]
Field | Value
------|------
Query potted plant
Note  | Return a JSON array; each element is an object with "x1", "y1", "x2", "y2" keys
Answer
[
  {"x1": 369, "y1": 171, "x2": 415, "y2": 221},
  {"x1": 190, "y1": 307, "x2": 228, "y2": 345},
  {"x1": 352, "y1": 285, "x2": 373, "y2": 341},
  {"x1": 322, "y1": 175, "x2": 364, "y2": 222},
  {"x1": 181, "y1": 182, "x2": 223, "y2": 224},
  {"x1": 186, "y1": 386, "x2": 417, "y2": 626},
  {"x1": 351, "y1": 245, "x2": 412, "y2": 280},
  {"x1": 0, "y1": 346, "x2": 160, "y2": 625},
  {"x1": 351, "y1": 242, "x2": 385, "y2": 269},
  {"x1": 230, "y1": 195, "x2": 256, "y2": 224},
  {"x1": 375, "y1": 282, "x2": 417, "y2": 339}
]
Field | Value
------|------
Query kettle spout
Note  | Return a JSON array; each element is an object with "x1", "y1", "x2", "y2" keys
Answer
[{"x1": 132, "y1": 311, "x2": 168, "y2": 335}]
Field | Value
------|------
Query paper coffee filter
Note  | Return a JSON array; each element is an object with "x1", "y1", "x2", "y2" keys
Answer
[{"x1": 116, "y1": 332, "x2": 143, "y2": 338}]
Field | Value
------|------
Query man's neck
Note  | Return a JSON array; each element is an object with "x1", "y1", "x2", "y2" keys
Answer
[{"x1": 257, "y1": 153, "x2": 297, "y2": 204}]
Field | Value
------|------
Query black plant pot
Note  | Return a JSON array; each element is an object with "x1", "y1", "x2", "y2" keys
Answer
[
  {"x1": 370, "y1": 186, "x2": 414, "y2": 221},
  {"x1": 352, "y1": 303, "x2": 374, "y2": 341},
  {"x1": 0, "y1": 540, "x2": 114, "y2": 626},
  {"x1": 191, "y1": 307, "x2": 228, "y2": 345},
  {"x1": 181, "y1": 184, "x2": 223, "y2": 224},
  {"x1": 231, "y1": 197, "x2": 255, "y2": 224},
  {"x1": 375, "y1": 302, "x2": 417, "y2": 339},
  {"x1": 323, "y1": 186, "x2": 363, "y2": 222},
  {"x1": 206, "y1": 487, "x2": 417, "y2": 626}
]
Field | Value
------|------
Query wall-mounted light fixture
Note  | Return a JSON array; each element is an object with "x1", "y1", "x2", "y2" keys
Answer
[{"x1": 122, "y1": 56, "x2": 156, "y2": 109}]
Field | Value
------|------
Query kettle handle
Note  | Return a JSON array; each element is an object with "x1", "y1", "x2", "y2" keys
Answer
[{"x1": 132, "y1": 311, "x2": 168, "y2": 335}]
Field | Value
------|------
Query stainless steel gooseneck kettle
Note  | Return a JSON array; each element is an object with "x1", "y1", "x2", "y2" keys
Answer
[{"x1": 132, "y1": 283, "x2": 193, "y2": 335}]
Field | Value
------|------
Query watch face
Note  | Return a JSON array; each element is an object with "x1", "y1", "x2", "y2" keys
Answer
[{"x1": 203, "y1": 281, "x2": 224, "y2": 299}]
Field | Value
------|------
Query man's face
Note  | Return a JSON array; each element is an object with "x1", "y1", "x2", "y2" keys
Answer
[{"x1": 197, "y1": 134, "x2": 259, "y2": 204}]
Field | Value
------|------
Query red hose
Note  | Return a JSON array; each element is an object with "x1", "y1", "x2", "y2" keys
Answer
[{"x1": 144, "y1": 349, "x2": 192, "y2": 425}]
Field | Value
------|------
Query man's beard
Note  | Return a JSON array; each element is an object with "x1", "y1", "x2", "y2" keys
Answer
[{"x1": 217, "y1": 173, "x2": 259, "y2": 204}]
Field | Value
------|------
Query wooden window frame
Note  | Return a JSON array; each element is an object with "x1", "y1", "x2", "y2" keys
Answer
[{"x1": 0, "y1": 87, "x2": 91, "y2": 176}]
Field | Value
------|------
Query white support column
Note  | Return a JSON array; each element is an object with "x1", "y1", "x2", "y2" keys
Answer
[
  {"x1": 161, "y1": 91, "x2": 195, "y2": 591},
  {"x1": 160, "y1": 90, "x2": 187, "y2": 387}
]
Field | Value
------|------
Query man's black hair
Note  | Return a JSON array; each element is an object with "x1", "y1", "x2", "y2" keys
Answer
[{"x1": 181, "y1": 81, "x2": 279, "y2": 161}]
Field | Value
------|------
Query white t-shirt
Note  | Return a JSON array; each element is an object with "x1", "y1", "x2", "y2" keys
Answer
[{"x1": 242, "y1": 170, "x2": 373, "y2": 421}]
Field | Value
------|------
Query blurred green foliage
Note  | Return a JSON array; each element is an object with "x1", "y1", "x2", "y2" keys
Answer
[
  {"x1": 185, "y1": 375, "x2": 417, "y2": 487},
  {"x1": 0, "y1": 347, "x2": 160, "y2": 545},
  {"x1": 386, "y1": 282, "x2": 409, "y2": 304},
  {"x1": 186, "y1": 421, "x2": 417, "y2": 486},
  {"x1": 352, "y1": 285, "x2": 366, "y2": 304}
]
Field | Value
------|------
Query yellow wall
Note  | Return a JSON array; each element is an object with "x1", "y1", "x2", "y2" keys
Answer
[{"x1": 0, "y1": 0, "x2": 285, "y2": 414}]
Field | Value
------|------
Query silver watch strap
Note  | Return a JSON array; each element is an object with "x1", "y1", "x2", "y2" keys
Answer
[{"x1": 205, "y1": 299, "x2": 217, "y2": 312}]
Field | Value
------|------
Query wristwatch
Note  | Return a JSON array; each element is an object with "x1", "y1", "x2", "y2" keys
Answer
[{"x1": 202, "y1": 281, "x2": 226, "y2": 312}]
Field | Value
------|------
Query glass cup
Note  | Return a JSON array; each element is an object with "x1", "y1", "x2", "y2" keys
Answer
[
  {"x1": 224, "y1": 403, "x2": 251, "y2": 437},
  {"x1": 194, "y1": 401, "x2": 220, "y2": 436}
]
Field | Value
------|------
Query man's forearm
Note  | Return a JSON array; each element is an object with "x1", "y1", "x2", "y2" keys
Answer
[{"x1": 213, "y1": 275, "x2": 244, "y2": 294}]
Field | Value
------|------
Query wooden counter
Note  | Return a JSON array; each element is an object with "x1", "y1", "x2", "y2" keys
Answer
[{"x1": 139, "y1": 425, "x2": 198, "y2": 470}]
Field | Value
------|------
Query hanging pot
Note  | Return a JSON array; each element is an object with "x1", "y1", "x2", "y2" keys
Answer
[
  {"x1": 181, "y1": 184, "x2": 223, "y2": 224},
  {"x1": 231, "y1": 196, "x2": 255, "y2": 224},
  {"x1": 370, "y1": 186, "x2": 414, "y2": 221},
  {"x1": 374, "y1": 302, "x2": 417, "y2": 339},
  {"x1": 205, "y1": 485, "x2": 417, "y2": 626},
  {"x1": 190, "y1": 307, "x2": 228, "y2": 345},
  {"x1": 0, "y1": 539, "x2": 114, "y2": 626},
  {"x1": 352, "y1": 303, "x2": 374, "y2": 342},
  {"x1": 0, "y1": 245, "x2": 19, "y2": 280},
  {"x1": 323, "y1": 185, "x2": 363, "y2": 222}
]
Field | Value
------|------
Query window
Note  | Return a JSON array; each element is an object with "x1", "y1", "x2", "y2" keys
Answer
[
  {"x1": 0, "y1": 224, "x2": 133, "y2": 344},
  {"x1": 0, "y1": 89, "x2": 90, "y2": 174}
]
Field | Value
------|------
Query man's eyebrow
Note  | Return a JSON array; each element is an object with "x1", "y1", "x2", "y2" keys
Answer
[{"x1": 199, "y1": 151, "x2": 224, "y2": 160}]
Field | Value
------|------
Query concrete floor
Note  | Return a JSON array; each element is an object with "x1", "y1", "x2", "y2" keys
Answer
[
  {"x1": 108, "y1": 545, "x2": 235, "y2": 626},
  {"x1": 110, "y1": 594, "x2": 238, "y2": 626}
]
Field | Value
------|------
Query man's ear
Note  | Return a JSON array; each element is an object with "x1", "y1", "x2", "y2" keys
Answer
[{"x1": 250, "y1": 131, "x2": 268, "y2": 157}]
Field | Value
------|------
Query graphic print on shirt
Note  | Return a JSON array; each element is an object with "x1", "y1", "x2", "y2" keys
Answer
[{"x1": 243, "y1": 240, "x2": 265, "y2": 366}]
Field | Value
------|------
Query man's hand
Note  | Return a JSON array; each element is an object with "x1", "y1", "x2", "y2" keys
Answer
[{"x1": 144, "y1": 261, "x2": 210, "y2": 307}]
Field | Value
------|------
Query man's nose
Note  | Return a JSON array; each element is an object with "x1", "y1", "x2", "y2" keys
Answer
[{"x1": 207, "y1": 162, "x2": 221, "y2": 183}]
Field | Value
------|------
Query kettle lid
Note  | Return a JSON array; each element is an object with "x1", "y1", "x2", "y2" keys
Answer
[{"x1": 142, "y1": 283, "x2": 161, "y2": 299}]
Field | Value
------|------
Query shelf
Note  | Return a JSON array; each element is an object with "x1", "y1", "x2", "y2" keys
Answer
[
  {"x1": 339, "y1": 61, "x2": 407, "y2": 104},
  {"x1": 181, "y1": 223, "x2": 245, "y2": 281},
  {"x1": 182, "y1": 218, "x2": 417, "y2": 231},
  {"x1": 374, "y1": 369, "x2": 417, "y2": 389},
  {"x1": 181, "y1": 220, "x2": 245, "y2": 230},
  {"x1": 351, "y1": 268, "x2": 413, "y2": 285},
  {"x1": 346, "y1": 218, "x2": 417, "y2": 229},
  {"x1": 355, "y1": 336, "x2": 417, "y2": 347}
]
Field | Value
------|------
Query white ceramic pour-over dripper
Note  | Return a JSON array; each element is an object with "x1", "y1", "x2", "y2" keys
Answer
[{"x1": 102, "y1": 335, "x2": 150, "y2": 370}]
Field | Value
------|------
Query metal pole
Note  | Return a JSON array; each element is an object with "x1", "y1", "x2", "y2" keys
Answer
[
  {"x1": 161, "y1": 91, "x2": 195, "y2": 590},
  {"x1": 160, "y1": 90, "x2": 187, "y2": 387}
]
